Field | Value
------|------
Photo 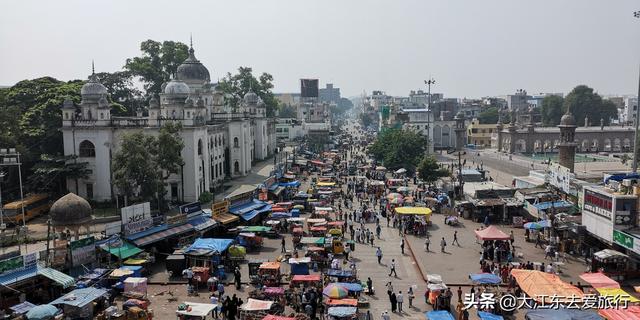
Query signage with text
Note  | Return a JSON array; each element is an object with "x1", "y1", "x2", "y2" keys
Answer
[
  {"x1": 180, "y1": 202, "x2": 202, "y2": 215},
  {"x1": 121, "y1": 203, "x2": 151, "y2": 225},
  {"x1": 70, "y1": 236, "x2": 96, "y2": 267},
  {"x1": 583, "y1": 189, "x2": 613, "y2": 220},
  {"x1": 212, "y1": 201, "x2": 229, "y2": 216},
  {"x1": 166, "y1": 214, "x2": 187, "y2": 226},
  {"x1": 124, "y1": 217, "x2": 153, "y2": 235},
  {"x1": 613, "y1": 229, "x2": 640, "y2": 255}
]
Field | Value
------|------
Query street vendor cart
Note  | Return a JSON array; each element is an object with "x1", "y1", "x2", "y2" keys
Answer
[
  {"x1": 240, "y1": 299, "x2": 282, "y2": 320},
  {"x1": 258, "y1": 261, "x2": 282, "y2": 287},
  {"x1": 289, "y1": 257, "x2": 312, "y2": 275},
  {"x1": 236, "y1": 232, "x2": 264, "y2": 250},
  {"x1": 176, "y1": 302, "x2": 217, "y2": 320}
]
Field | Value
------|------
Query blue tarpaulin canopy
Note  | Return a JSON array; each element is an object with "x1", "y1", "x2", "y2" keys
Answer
[
  {"x1": 425, "y1": 311, "x2": 455, "y2": 320},
  {"x1": 186, "y1": 238, "x2": 234, "y2": 254},
  {"x1": 0, "y1": 266, "x2": 75, "y2": 289},
  {"x1": 280, "y1": 181, "x2": 301, "y2": 188},
  {"x1": 532, "y1": 201, "x2": 573, "y2": 211},
  {"x1": 270, "y1": 212, "x2": 291, "y2": 219},
  {"x1": 525, "y1": 309, "x2": 603, "y2": 320},
  {"x1": 327, "y1": 307, "x2": 357, "y2": 317},
  {"x1": 478, "y1": 311, "x2": 504, "y2": 320},
  {"x1": 229, "y1": 200, "x2": 269, "y2": 215},
  {"x1": 50, "y1": 287, "x2": 108, "y2": 308},
  {"x1": 25, "y1": 304, "x2": 58, "y2": 320},
  {"x1": 327, "y1": 269, "x2": 353, "y2": 278},
  {"x1": 336, "y1": 282, "x2": 363, "y2": 292},
  {"x1": 469, "y1": 273, "x2": 502, "y2": 284},
  {"x1": 188, "y1": 215, "x2": 218, "y2": 232},
  {"x1": 240, "y1": 204, "x2": 272, "y2": 221}
]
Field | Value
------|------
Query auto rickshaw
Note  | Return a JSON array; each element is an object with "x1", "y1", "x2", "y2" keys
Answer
[
  {"x1": 248, "y1": 260, "x2": 267, "y2": 284},
  {"x1": 306, "y1": 246, "x2": 329, "y2": 268},
  {"x1": 325, "y1": 237, "x2": 344, "y2": 254},
  {"x1": 310, "y1": 226, "x2": 327, "y2": 237},
  {"x1": 328, "y1": 228, "x2": 343, "y2": 237},
  {"x1": 236, "y1": 232, "x2": 263, "y2": 250},
  {"x1": 258, "y1": 261, "x2": 282, "y2": 287},
  {"x1": 292, "y1": 227, "x2": 304, "y2": 248},
  {"x1": 228, "y1": 245, "x2": 247, "y2": 262}
]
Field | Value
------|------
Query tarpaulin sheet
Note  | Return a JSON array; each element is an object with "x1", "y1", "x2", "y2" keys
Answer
[
  {"x1": 50, "y1": 287, "x2": 108, "y2": 308},
  {"x1": 327, "y1": 307, "x2": 357, "y2": 317},
  {"x1": 263, "y1": 315, "x2": 295, "y2": 320},
  {"x1": 132, "y1": 223, "x2": 194, "y2": 247},
  {"x1": 176, "y1": 302, "x2": 217, "y2": 317},
  {"x1": 292, "y1": 274, "x2": 321, "y2": 282},
  {"x1": 300, "y1": 237, "x2": 325, "y2": 245},
  {"x1": 425, "y1": 311, "x2": 455, "y2": 320},
  {"x1": 259, "y1": 262, "x2": 281, "y2": 270},
  {"x1": 271, "y1": 212, "x2": 291, "y2": 219},
  {"x1": 395, "y1": 207, "x2": 432, "y2": 215},
  {"x1": 510, "y1": 269, "x2": 584, "y2": 302},
  {"x1": 280, "y1": 181, "x2": 301, "y2": 187},
  {"x1": 469, "y1": 273, "x2": 502, "y2": 284},
  {"x1": 229, "y1": 200, "x2": 269, "y2": 215},
  {"x1": 598, "y1": 306, "x2": 640, "y2": 320},
  {"x1": 579, "y1": 272, "x2": 620, "y2": 289},
  {"x1": 478, "y1": 311, "x2": 504, "y2": 320},
  {"x1": 241, "y1": 299, "x2": 273, "y2": 311},
  {"x1": 526, "y1": 309, "x2": 603, "y2": 320},
  {"x1": 188, "y1": 215, "x2": 218, "y2": 232},
  {"x1": 186, "y1": 238, "x2": 234, "y2": 253},
  {"x1": 325, "y1": 299, "x2": 358, "y2": 306},
  {"x1": 242, "y1": 226, "x2": 272, "y2": 232},
  {"x1": 288, "y1": 257, "x2": 311, "y2": 264},
  {"x1": 475, "y1": 226, "x2": 510, "y2": 241},
  {"x1": 336, "y1": 282, "x2": 363, "y2": 292},
  {"x1": 327, "y1": 269, "x2": 353, "y2": 278},
  {"x1": 595, "y1": 287, "x2": 640, "y2": 302},
  {"x1": 263, "y1": 287, "x2": 285, "y2": 295}
]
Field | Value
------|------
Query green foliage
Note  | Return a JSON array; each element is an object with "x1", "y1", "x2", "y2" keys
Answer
[
  {"x1": 217, "y1": 67, "x2": 277, "y2": 117},
  {"x1": 368, "y1": 128, "x2": 426, "y2": 171},
  {"x1": 94, "y1": 71, "x2": 142, "y2": 116},
  {"x1": 112, "y1": 123, "x2": 184, "y2": 200},
  {"x1": 478, "y1": 107, "x2": 499, "y2": 124},
  {"x1": 198, "y1": 191, "x2": 213, "y2": 204},
  {"x1": 27, "y1": 154, "x2": 90, "y2": 195},
  {"x1": 417, "y1": 155, "x2": 449, "y2": 184},
  {"x1": 563, "y1": 85, "x2": 618, "y2": 126},
  {"x1": 124, "y1": 40, "x2": 189, "y2": 96},
  {"x1": 540, "y1": 95, "x2": 564, "y2": 126}
]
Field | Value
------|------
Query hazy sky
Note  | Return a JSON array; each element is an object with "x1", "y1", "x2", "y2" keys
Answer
[{"x1": 1, "y1": 0, "x2": 639, "y2": 98}]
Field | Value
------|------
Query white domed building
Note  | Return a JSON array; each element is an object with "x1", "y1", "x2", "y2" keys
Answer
[{"x1": 61, "y1": 44, "x2": 276, "y2": 203}]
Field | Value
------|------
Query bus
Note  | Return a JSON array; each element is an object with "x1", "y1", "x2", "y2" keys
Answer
[{"x1": 2, "y1": 194, "x2": 51, "y2": 225}]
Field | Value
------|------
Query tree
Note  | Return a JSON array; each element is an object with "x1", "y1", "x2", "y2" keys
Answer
[
  {"x1": 217, "y1": 67, "x2": 278, "y2": 117},
  {"x1": 124, "y1": 40, "x2": 189, "y2": 97},
  {"x1": 417, "y1": 155, "x2": 449, "y2": 185},
  {"x1": 368, "y1": 128, "x2": 426, "y2": 171},
  {"x1": 156, "y1": 122, "x2": 184, "y2": 180},
  {"x1": 27, "y1": 154, "x2": 90, "y2": 195},
  {"x1": 95, "y1": 71, "x2": 143, "y2": 116},
  {"x1": 540, "y1": 95, "x2": 564, "y2": 126},
  {"x1": 563, "y1": 85, "x2": 618, "y2": 126},
  {"x1": 478, "y1": 107, "x2": 500, "y2": 124}
]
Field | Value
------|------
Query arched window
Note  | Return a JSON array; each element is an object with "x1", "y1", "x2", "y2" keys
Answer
[
  {"x1": 234, "y1": 137, "x2": 239, "y2": 148},
  {"x1": 234, "y1": 161, "x2": 240, "y2": 173},
  {"x1": 197, "y1": 139, "x2": 203, "y2": 155},
  {"x1": 79, "y1": 140, "x2": 95, "y2": 157}
]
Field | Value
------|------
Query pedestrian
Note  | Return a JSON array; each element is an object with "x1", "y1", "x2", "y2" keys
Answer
[
  {"x1": 376, "y1": 247, "x2": 383, "y2": 264},
  {"x1": 217, "y1": 281, "x2": 225, "y2": 299},
  {"x1": 457, "y1": 286, "x2": 463, "y2": 302},
  {"x1": 396, "y1": 291, "x2": 404, "y2": 313},
  {"x1": 544, "y1": 244, "x2": 553, "y2": 260},
  {"x1": 367, "y1": 277, "x2": 373, "y2": 295},
  {"x1": 440, "y1": 237, "x2": 447, "y2": 253},
  {"x1": 400, "y1": 238, "x2": 405, "y2": 254},
  {"x1": 389, "y1": 259, "x2": 397, "y2": 277},
  {"x1": 453, "y1": 231, "x2": 460, "y2": 246},
  {"x1": 390, "y1": 292, "x2": 397, "y2": 313},
  {"x1": 407, "y1": 286, "x2": 414, "y2": 308},
  {"x1": 376, "y1": 224, "x2": 381, "y2": 239},
  {"x1": 281, "y1": 237, "x2": 286, "y2": 253},
  {"x1": 424, "y1": 236, "x2": 430, "y2": 252},
  {"x1": 509, "y1": 230, "x2": 515, "y2": 246},
  {"x1": 535, "y1": 233, "x2": 542, "y2": 248},
  {"x1": 381, "y1": 310, "x2": 390, "y2": 320},
  {"x1": 386, "y1": 281, "x2": 394, "y2": 297},
  {"x1": 344, "y1": 245, "x2": 351, "y2": 261},
  {"x1": 234, "y1": 267, "x2": 242, "y2": 290},
  {"x1": 210, "y1": 294, "x2": 219, "y2": 319}
]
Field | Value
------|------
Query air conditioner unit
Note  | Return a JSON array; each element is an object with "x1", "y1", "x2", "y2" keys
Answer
[{"x1": 622, "y1": 178, "x2": 639, "y2": 187}]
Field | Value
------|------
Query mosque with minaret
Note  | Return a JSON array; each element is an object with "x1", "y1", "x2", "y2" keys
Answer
[{"x1": 60, "y1": 42, "x2": 276, "y2": 203}]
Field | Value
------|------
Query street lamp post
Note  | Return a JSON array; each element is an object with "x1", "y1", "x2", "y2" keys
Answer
[
  {"x1": 424, "y1": 78, "x2": 436, "y2": 155},
  {"x1": 631, "y1": 11, "x2": 640, "y2": 172}
]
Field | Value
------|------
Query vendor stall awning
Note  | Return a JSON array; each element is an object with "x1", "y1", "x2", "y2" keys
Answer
[
  {"x1": 241, "y1": 298, "x2": 274, "y2": 311},
  {"x1": 50, "y1": 287, "x2": 108, "y2": 308},
  {"x1": 280, "y1": 181, "x2": 301, "y2": 188},
  {"x1": 176, "y1": 302, "x2": 217, "y2": 317},
  {"x1": 132, "y1": 223, "x2": 194, "y2": 247},
  {"x1": 229, "y1": 200, "x2": 269, "y2": 215},
  {"x1": 395, "y1": 207, "x2": 432, "y2": 216},
  {"x1": 292, "y1": 274, "x2": 321, "y2": 282},
  {"x1": 0, "y1": 265, "x2": 75, "y2": 289},
  {"x1": 188, "y1": 215, "x2": 218, "y2": 232},
  {"x1": 425, "y1": 311, "x2": 455, "y2": 320},
  {"x1": 579, "y1": 272, "x2": 620, "y2": 289},
  {"x1": 213, "y1": 212, "x2": 239, "y2": 225},
  {"x1": 475, "y1": 226, "x2": 510, "y2": 241},
  {"x1": 595, "y1": 287, "x2": 640, "y2": 303},
  {"x1": 186, "y1": 238, "x2": 234, "y2": 254},
  {"x1": 510, "y1": 269, "x2": 583, "y2": 303},
  {"x1": 270, "y1": 186, "x2": 285, "y2": 196},
  {"x1": 102, "y1": 241, "x2": 142, "y2": 259},
  {"x1": 317, "y1": 182, "x2": 336, "y2": 187},
  {"x1": 529, "y1": 309, "x2": 604, "y2": 320},
  {"x1": 325, "y1": 299, "x2": 358, "y2": 306},
  {"x1": 598, "y1": 306, "x2": 640, "y2": 320}
]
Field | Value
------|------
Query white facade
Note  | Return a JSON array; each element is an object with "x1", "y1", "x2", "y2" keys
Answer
[
  {"x1": 62, "y1": 46, "x2": 276, "y2": 203},
  {"x1": 581, "y1": 185, "x2": 638, "y2": 244},
  {"x1": 400, "y1": 108, "x2": 434, "y2": 154}
]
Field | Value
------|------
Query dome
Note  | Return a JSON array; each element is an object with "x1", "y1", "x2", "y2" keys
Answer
[
  {"x1": 98, "y1": 95, "x2": 109, "y2": 109},
  {"x1": 164, "y1": 79, "x2": 190, "y2": 95},
  {"x1": 62, "y1": 97, "x2": 75, "y2": 109},
  {"x1": 560, "y1": 113, "x2": 576, "y2": 126},
  {"x1": 50, "y1": 193, "x2": 93, "y2": 227},
  {"x1": 244, "y1": 90, "x2": 259, "y2": 105},
  {"x1": 149, "y1": 96, "x2": 160, "y2": 109},
  {"x1": 81, "y1": 74, "x2": 108, "y2": 96},
  {"x1": 176, "y1": 47, "x2": 210, "y2": 82}
]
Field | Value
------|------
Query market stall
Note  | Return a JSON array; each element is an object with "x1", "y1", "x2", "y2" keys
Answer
[
  {"x1": 176, "y1": 302, "x2": 217, "y2": 320},
  {"x1": 510, "y1": 269, "x2": 584, "y2": 302},
  {"x1": 424, "y1": 310, "x2": 454, "y2": 320},
  {"x1": 475, "y1": 226, "x2": 510, "y2": 241},
  {"x1": 526, "y1": 309, "x2": 603, "y2": 320},
  {"x1": 49, "y1": 287, "x2": 108, "y2": 319},
  {"x1": 289, "y1": 257, "x2": 312, "y2": 275}
]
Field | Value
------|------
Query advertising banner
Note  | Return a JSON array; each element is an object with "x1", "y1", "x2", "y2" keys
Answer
[{"x1": 70, "y1": 236, "x2": 96, "y2": 267}]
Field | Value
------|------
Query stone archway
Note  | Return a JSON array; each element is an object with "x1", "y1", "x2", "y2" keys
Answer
[
  {"x1": 591, "y1": 139, "x2": 599, "y2": 152},
  {"x1": 534, "y1": 140, "x2": 542, "y2": 153},
  {"x1": 516, "y1": 139, "x2": 527, "y2": 153},
  {"x1": 614, "y1": 139, "x2": 621, "y2": 152},
  {"x1": 604, "y1": 139, "x2": 612, "y2": 152},
  {"x1": 582, "y1": 140, "x2": 590, "y2": 152}
]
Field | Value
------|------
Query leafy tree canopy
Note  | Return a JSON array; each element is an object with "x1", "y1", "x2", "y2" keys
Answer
[
  {"x1": 368, "y1": 128, "x2": 426, "y2": 171},
  {"x1": 540, "y1": 95, "x2": 564, "y2": 126},
  {"x1": 94, "y1": 71, "x2": 143, "y2": 116},
  {"x1": 27, "y1": 154, "x2": 90, "y2": 195},
  {"x1": 478, "y1": 107, "x2": 500, "y2": 124},
  {"x1": 218, "y1": 67, "x2": 277, "y2": 117},
  {"x1": 417, "y1": 155, "x2": 449, "y2": 184},
  {"x1": 124, "y1": 40, "x2": 189, "y2": 97},
  {"x1": 563, "y1": 85, "x2": 618, "y2": 126}
]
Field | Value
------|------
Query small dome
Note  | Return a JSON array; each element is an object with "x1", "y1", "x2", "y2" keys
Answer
[
  {"x1": 244, "y1": 90, "x2": 259, "y2": 105},
  {"x1": 560, "y1": 113, "x2": 576, "y2": 126},
  {"x1": 176, "y1": 47, "x2": 210, "y2": 83},
  {"x1": 50, "y1": 193, "x2": 93, "y2": 227},
  {"x1": 164, "y1": 79, "x2": 190, "y2": 95},
  {"x1": 149, "y1": 96, "x2": 160, "y2": 109},
  {"x1": 81, "y1": 75, "x2": 108, "y2": 96},
  {"x1": 62, "y1": 97, "x2": 75, "y2": 109}
]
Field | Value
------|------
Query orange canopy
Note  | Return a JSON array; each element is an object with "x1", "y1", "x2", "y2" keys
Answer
[
  {"x1": 292, "y1": 274, "x2": 321, "y2": 282},
  {"x1": 475, "y1": 226, "x2": 510, "y2": 241},
  {"x1": 510, "y1": 269, "x2": 584, "y2": 302},
  {"x1": 325, "y1": 298, "x2": 358, "y2": 306},
  {"x1": 599, "y1": 306, "x2": 640, "y2": 320},
  {"x1": 579, "y1": 272, "x2": 620, "y2": 289},
  {"x1": 259, "y1": 262, "x2": 281, "y2": 270}
]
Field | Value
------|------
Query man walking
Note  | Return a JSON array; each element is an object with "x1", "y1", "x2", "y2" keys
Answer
[
  {"x1": 396, "y1": 291, "x2": 404, "y2": 313},
  {"x1": 389, "y1": 259, "x2": 398, "y2": 277},
  {"x1": 424, "y1": 237, "x2": 430, "y2": 252},
  {"x1": 400, "y1": 238, "x2": 405, "y2": 255},
  {"x1": 281, "y1": 237, "x2": 286, "y2": 253},
  {"x1": 376, "y1": 247, "x2": 383, "y2": 264},
  {"x1": 440, "y1": 237, "x2": 447, "y2": 253},
  {"x1": 453, "y1": 231, "x2": 460, "y2": 246}
]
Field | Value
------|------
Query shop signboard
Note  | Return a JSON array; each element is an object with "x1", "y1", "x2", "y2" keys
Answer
[
  {"x1": 105, "y1": 221, "x2": 122, "y2": 236},
  {"x1": 0, "y1": 256, "x2": 24, "y2": 276},
  {"x1": 70, "y1": 236, "x2": 96, "y2": 267},
  {"x1": 124, "y1": 217, "x2": 153, "y2": 236},
  {"x1": 52, "y1": 240, "x2": 67, "y2": 267},
  {"x1": 548, "y1": 163, "x2": 576, "y2": 196},
  {"x1": 583, "y1": 189, "x2": 613, "y2": 220},
  {"x1": 166, "y1": 214, "x2": 188, "y2": 226},
  {"x1": 23, "y1": 252, "x2": 37, "y2": 269},
  {"x1": 121, "y1": 203, "x2": 151, "y2": 235},
  {"x1": 613, "y1": 230, "x2": 640, "y2": 255},
  {"x1": 212, "y1": 200, "x2": 229, "y2": 217}
]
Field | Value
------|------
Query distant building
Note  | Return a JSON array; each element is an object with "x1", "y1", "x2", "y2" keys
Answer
[
  {"x1": 506, "y1": 89, "x2": 531, "y2": 111},
  {"x1": 620, "y1": 97, "x2": 638, "y2": 125},
  {"x1": 467, "y1": 118, "x2": 498, "y2": 147},
  {"x1": 399, "y1": 108, "x2": 434, "y2": 153},
  {"x1": 319, "y1": 83, "x2": 341, "y2": 104},
  {"x1": 274, "y1": 93, "x2": 301, "y2": 106}
]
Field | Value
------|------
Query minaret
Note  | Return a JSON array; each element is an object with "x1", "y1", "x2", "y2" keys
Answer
[
  {"x1": 454, "y1": 111, "x2": 466, "y2": 151},
  {"x1": 496, "y1": 109, "x2": 504, "y2": 152},
  {"x1": 558, "y1": 109, "x2": 577, "y2": 172}
]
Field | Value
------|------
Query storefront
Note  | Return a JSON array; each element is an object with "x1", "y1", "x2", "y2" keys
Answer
[
  {"x1": 581, "y1": 185, "x2": 637, "y2": 244},
  {"x1": 226, "y1": 188, "x2": 271, "y2": 223}
]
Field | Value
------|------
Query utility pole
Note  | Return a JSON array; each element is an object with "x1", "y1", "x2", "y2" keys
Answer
[
  {"x1": 457, "y1": 151, "x2": 464, "y2": 200},
  {"x1": 424, "y1": 78, "x2": 436, "y2": 155},
  {"x1": 632, "y1": 11, "x2": 640, "y2": 172}
]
